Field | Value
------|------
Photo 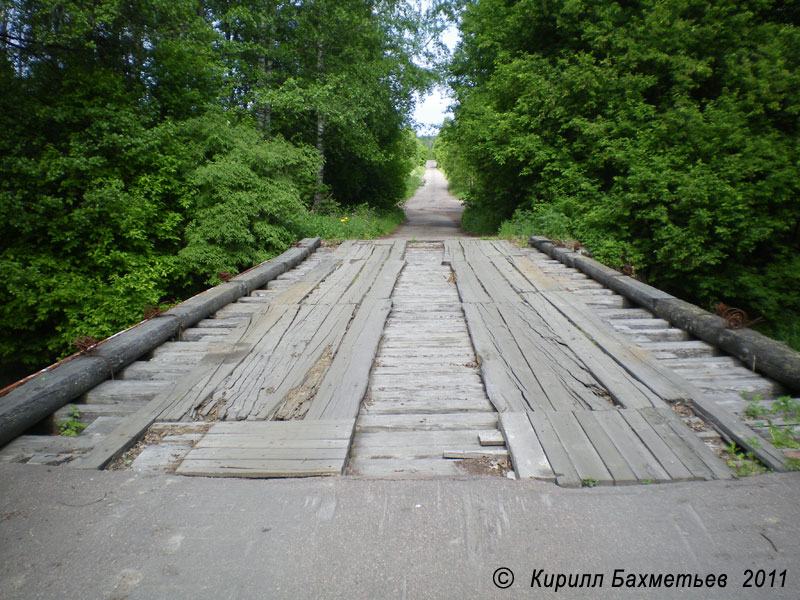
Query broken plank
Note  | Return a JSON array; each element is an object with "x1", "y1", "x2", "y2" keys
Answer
[
  {"x1": 307, "y1": 299, "x2": 393, "y2": 420},
  {"x1": 499, "y1": 412, "x2": 555, "y2": 480},
  {"x1": 496, "y1": 302, "x2": 608, "y2": 411},
  {"x1": 522, "y1": 292, "x2": 659, "y2": 410},
  {"x1": 545, "y1": 411, "x2": 613, "y2": 485},
  {"x1": 461, "y1": 303, "x2": 527, "y2": 413},
  {"x1": 527, "y1": 411, "x2": 581, "y2": 487},
  {"x1": 541, "y1": 290, "x2": 686, "y2": 406}
]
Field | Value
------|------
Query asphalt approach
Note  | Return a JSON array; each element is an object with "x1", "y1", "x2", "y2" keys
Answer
[
  {"x1": 1, "y1": 464, "x2": 798, "y2": 599},
  {"x1": 386, "y1": 161, "x2": 469, "y2": 240}
]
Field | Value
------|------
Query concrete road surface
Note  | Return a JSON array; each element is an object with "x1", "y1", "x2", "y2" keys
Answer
[{"x1": 1, "y1": 463, "x2": 798, "y2": 599}]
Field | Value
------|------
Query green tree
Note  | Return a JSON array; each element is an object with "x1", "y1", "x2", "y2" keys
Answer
[{"x1": 442, "y1": 0, "x2": 800, "y2": 344}]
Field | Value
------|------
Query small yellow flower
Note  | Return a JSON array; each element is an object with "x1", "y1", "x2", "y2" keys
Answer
[{"x1": 340, "y1": 217, "x2": 348, "y2": 222}]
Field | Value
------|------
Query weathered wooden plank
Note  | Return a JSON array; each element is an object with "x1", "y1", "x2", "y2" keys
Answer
[
  {"x1": 307, "y1": 299, "x2": 392, "y2": 420},
  {"x1": 183, "y1": 447, "x2": 348, "y2": 461},
  {"x1": 304, "y1": 259, "x2": 366, "y2": 305},
  {"x1": 206, "y1": 419, "x2": 354, "y2": 436},
  {"x1": 527, "y1": 411, "x2": 581, "y2": 488},
  {"x1": 509, "y1": 255, "x2": 564, "y2": 292},
  {"x1": 591, "y1": 410, "x2": 670, "y2": 483},
  {"x1": 73, "y1": 250, "x2": 347, "y2": 469},
  {"x1": 618, "y1": 409, "x2": 696, "y2": 481},
  {"x1": 196, "y1": 437, "x2": 350, "y2": 449},
  {"x1": 545, "y1": 411, "x2": 613, "y2": 485},
  {"x1": 82, "y1": 380, "x2": 173, "y2": 403},
  {"x1": 479, "y1": 430, "x2": 506, "y2": 446},
  {"x1": 363, "y1": 260, "x2": 405, "y2": 301},
  {"x1": 450, "y1": 260, "x2": 491, "y2": 303},
  {"x1": 356, "y1": 413, "x2": 497, "y2": 432},
  {"x1": 499, "y1": 412, "x2": 555, "y2": 480},
  {"x1": 347, "y1": 457, "x2": 464, "y2": 477},
  {"x1": 496, "y1": 302, "x2": 608, "y2": 411},
  {"x1": 389, "y1": 240, "x2": 407, "y2": 261},
  {"x1": 443, "y1": 449, "x2": 508, "y2": 459},
  {"x1": 541, "y1": 291, "x2": 688, "y2": 407},
  {"x1": 351, "y1": 446, "x2": 497, "y2": 460},
  {"x1": 461, "y1": 303, "x2": 530, "y2": 413},
  {"x1": 525, "y1": 295, "x2": 647, "y2": 410},
  {"x1": 118, "y1": 362, "x2": 192, "y2": 381},
  {"x1": 488, "y1": 256, "x2": 538, "y2": 295},
  {"x1": 492, "y1": 240, "x2": 524, "y2": 257},
  {"x1": 352, "y1": 430, "x2": 488, "y2": 448},
  {"x1": 370, "y1": 377, "x2": 484, "y2": 391},
  {"x1": 362, "y1": 398, "x2": 495, "y2": 415},
  {"x1": 466, "y1": 256, "x2": 521, "y2": 304},
  {"x1": 442, "y1": 239, "x2": 464, "y2": 264},
  {"x1": 638, "y1": 407, "x2": 719, "y2": 481},
  {"x1": 190, "y1": 303, "x2": 300, "y2": 420},
  {"x1": 572, "y1": 411, "x2": 639, "y2": 485},
  {"x1": 257, "y1": 303, "x2": 355, "y2": 420},
  {"x1": 657, "y1": 409, "x2": 732, "y2": 480},
  {"x1": 176, "y1": 458, "x2": 344, "y2": 477},
  {"x1": 339, "y1": 246, "x2": 392, "y2": 304}
]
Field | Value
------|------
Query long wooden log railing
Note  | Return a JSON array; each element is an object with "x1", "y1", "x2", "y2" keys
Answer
[
  {"x1": 0, "y1": 238, "x2": 321, "y2": 447},
  {"x1": 529, "y1": 236, "x2": 800, "y2": 394}
]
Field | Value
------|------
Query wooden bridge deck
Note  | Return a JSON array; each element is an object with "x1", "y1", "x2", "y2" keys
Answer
[
  {"x1": 19, "y1": 237, "x2": 740, "y2": 484},
  {"x1": 7, "y1": 236, "x2": 796, "y2": 482}
]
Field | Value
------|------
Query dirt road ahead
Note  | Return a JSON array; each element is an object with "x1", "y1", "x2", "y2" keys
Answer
[{"x1": 386, "y1": 161, "x2": 468, "y2": 240}]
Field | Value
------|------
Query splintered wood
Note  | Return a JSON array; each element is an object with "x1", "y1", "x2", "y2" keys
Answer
[
  {"x1": 81, "y1": 238, "x2": 734, "y2": 483},
  {"x1": 166, "y1": 241, "x2": 400, "y2": 423},
  {"x1": 444, "y1": 239, "x2": 732, "y2": 485}
]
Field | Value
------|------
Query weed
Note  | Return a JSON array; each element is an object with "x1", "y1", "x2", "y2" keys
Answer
[
  {"x1": 57, "y1": 406, "x2": 86, "y2": 437},
  {"x1": 641, "y1": 479, "x2": 652, "y2": 485},
  {"x1": 744, "y1": 396, "x2": 800, "y2": 469},
  {"x1": 581, "y1": 478, "x2": 598, "y2": 488},
  {"x1": 725, "y1": 442, "x2": 767, "y2": 477}
]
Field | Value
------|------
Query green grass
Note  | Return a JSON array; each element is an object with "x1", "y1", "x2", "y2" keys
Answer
[
  {"x1": 461, "y1": 205, "x2": 506, "y2": 235},
  {"x1": 404, "y1": 164, "x2": 426, "y2": 200},
  {"x1": 295, "y1": 203, "x2": 405, "y2": 241}
]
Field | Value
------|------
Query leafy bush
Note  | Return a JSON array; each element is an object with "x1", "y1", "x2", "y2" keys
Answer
[{"x1": 444, "y1": 0, "x2": 800, "y2": 347}]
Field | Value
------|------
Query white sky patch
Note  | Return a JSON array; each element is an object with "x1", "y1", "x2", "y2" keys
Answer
[{"x1": 412, "y1": 4, "x2": 460, "y2": 135}]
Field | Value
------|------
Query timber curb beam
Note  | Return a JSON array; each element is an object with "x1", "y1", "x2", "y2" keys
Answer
[
  {"x1": 0, "y1": 238, "x2": 321, "y2": 448},
  {"x1": 529, "y1": 236, "x2": 800, "y2": 394}
]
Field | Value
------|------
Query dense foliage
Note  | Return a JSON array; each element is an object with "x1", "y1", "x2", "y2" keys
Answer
[
  {"x1": 0, "y1": 0, "x2": 435, "y2": 371},
  {"x1": 439, "y1": 0, "x2": 800, "y2": 346}
]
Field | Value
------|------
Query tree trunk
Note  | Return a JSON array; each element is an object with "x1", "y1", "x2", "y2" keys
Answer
[{"x1": 312, "y1": 42, "x2": 325, "y2": 211}]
